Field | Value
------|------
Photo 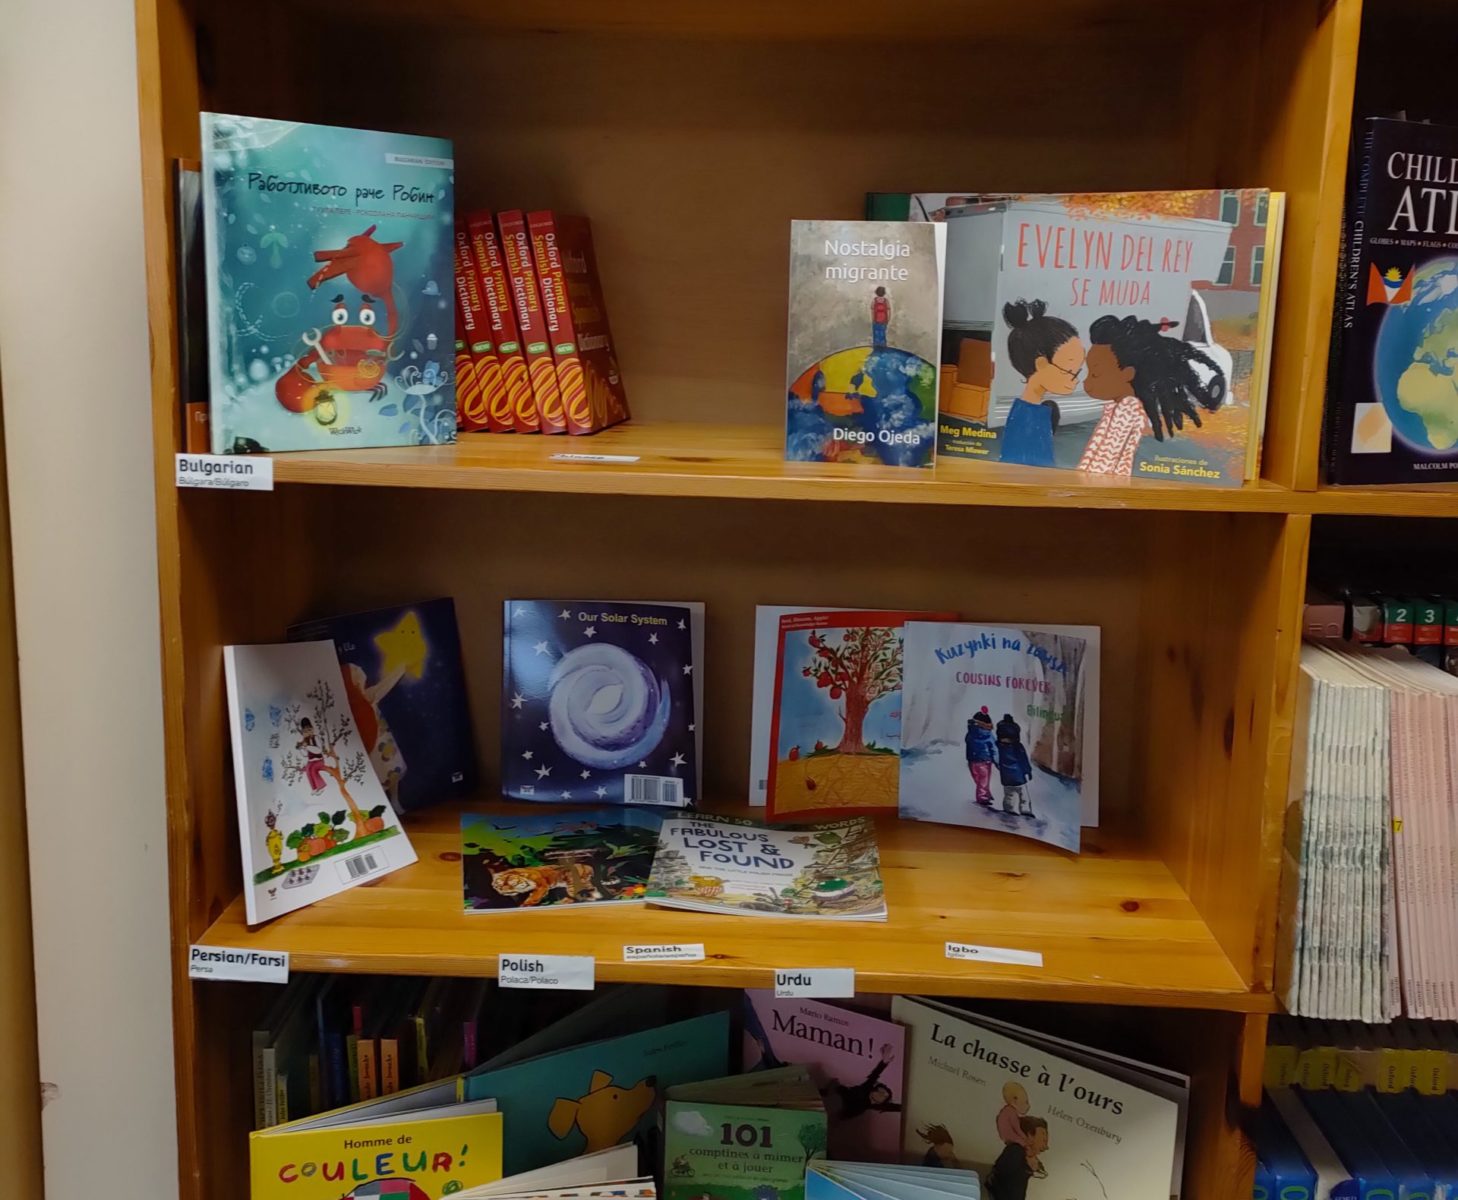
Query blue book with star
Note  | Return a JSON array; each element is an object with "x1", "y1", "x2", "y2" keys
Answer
[
  {"x1": 502, "y1": 600, "x2": 702, "y2": 806},
  {"x1": 288, "y1": 597, "x2": 477, "y2": 814}
]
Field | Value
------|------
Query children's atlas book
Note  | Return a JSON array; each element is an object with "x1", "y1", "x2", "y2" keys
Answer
[
  {"x1": 664, "y1": 1067, "x2": 828, "y2": 1200},
  {"x1": 742, "y1": 991, "x2": 906, "y2": 1162},
  {"x1": 288, "y1": 598, "x2": 475, "y2": 814},
  {"x1": 899, "y1": 623, "x2": 1099, "y2": 852},
  {"x1": 893, "y1": 997, "x2": 1179, "y2": 1200},
  {"x1": 249, "y1": 1079, "x2": 503, "y2": 1200},
  {"x1": 201, "y1": 113, "x2": 457, "y2": 453},
  {"x1": 462, "y1": 1011, "x2": 730, "y2": 1175},
  {"x1": 454, "y1": 1144, "x2": 645, "y2": 1198},
  {"x1": 646, "y1": 813, "x2": 886, "y2": 921},
  {"x1": 806, "y1": 1160, "x2": 982, "y2": 1200},
  {"x1": 767, "y1": 609, "x2": 955, "y2": 820},
  {"x1": 224, "y1": 641, "x2": 419, "y2": 924},
  {"x1": 786, "y1": 220, "x2": 946, "y2": 468},
  {"x1": 502, "y1": 600, "x2": 703, "y2": 806},
  {"x1": 461, "y1": 808, "x2": 662, "y2": 913}
]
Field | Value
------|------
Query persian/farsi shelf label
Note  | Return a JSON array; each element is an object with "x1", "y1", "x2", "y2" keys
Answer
[
  {"x1": 188, "y1": 945, "x2": 289, "y2": 983},
  {"x1": 623, "y1": 943, "x2": 706, "y2": 963},
  {"x1": 773, "y1": 968, "x2": 855, "y2": 998},
  {"x1": 945, "y1": 941, "x2": 1044, "y2": 968},
  {"x1": 498, "y1": 953, "x2": 596, "y2": 990},
  {"x1": 175, "y1": 453, "x2": 274, "y2": 491}
]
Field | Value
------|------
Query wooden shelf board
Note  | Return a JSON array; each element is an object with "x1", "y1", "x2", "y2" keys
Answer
[
  {"x1": 1307, "y1": 484, "x2": 1458, "y2": 518},
  {"x1": 265, "y1": 422, "x2": 1301, "y2": 513},
  {"x1": 197, "y1": 801, "x2": 1272, "y2": 1011}
]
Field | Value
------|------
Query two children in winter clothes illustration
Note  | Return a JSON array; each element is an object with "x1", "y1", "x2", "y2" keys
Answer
[{"x1": 964, "y1": 708, "x2": 1035, "y2": 816}]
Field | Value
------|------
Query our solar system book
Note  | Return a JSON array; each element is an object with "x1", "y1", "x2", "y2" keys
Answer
[
  {"x1": 201, "y1": 113, "x2": 457, "y2": 454},
  {"x1": 785, "y1": 219, "x2": 946, "y2": 469},
  {"x1": 288, "y1": 598, "x2": 476, "y2": 814},
  {"x1": 502, "y1": 600, "x2": 703, "y2": 806}
]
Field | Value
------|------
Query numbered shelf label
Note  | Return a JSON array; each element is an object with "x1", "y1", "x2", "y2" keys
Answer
[
  {"x1": 188, "y1": 945, "x2": 289, "y2": 983},
  {"x1": 175, "y1": 453, "x2": 273, "y2": 491},
  {"x1": 773, "y1": 968, "x2": 854, "y2": 998},
  {"x1": 945, "y1": 941, "x2": 1043, "y2": 968},
  {"x1": 623, "y1": 943, "x2": 705, "y2": 963},
  {"x1": 498, "y1": 953, "x2": 595, "y2": 990}
]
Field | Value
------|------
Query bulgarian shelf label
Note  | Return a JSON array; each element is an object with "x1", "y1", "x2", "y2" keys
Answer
[
  {"x1": 175, "y1": 453, "x2": 274, "y2": 491},
  {"x1": 773, "y1": 968, "x2": 855, "y2": 998},
  {"x1": 498, "y1": 953, "x2": 595, "y2": 990},
  {"x1": 945, "y1": 941, "x2": 1044, "y2": 967},
  {"x1": 188, "y1": 945, "x2": 289, "y2": 983},
  {"x1": 623, "y1": 943, "x2": 706, "y2": 963}
]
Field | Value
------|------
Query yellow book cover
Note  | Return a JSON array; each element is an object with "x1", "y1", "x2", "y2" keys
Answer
[{"x1": 250, "y1": 1098, "x2": 501, "y2": 1200}]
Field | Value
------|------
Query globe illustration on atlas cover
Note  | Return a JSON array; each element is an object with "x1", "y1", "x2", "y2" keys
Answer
[
  {"x1": 1375, "y1": 256, "x2": 1458, "y2": 453},
  {"x1": 787, "y1": 344, "x2": 938, "y2": 468}
]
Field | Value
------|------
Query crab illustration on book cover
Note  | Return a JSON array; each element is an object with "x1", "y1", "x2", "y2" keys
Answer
[{"x1": 201, "y1": 113, "x2": 457, "y2": 453}]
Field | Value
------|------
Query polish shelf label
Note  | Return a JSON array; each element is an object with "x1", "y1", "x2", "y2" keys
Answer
[{"x1": 498, "y1": 953, "x2": 595, "y2": 990}]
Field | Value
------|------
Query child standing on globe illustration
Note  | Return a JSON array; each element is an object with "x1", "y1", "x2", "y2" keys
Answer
[
  {"x1": 871, "y1": 286, "x2": 890, "y2": 347},
  {"x1": 999, "y1": 300, "x2": 1084, "y2": 469}
]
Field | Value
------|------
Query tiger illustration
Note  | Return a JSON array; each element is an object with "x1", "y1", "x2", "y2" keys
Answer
[{"x1": 490, "y1": 861, "x2": 600, "y2": 906}]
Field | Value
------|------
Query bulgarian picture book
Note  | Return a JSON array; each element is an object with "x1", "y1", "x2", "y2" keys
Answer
[
  {"x1": 502, "y1": 600, "x2": 702, "y2": 807},
  {"x1": 646, "y1": 813, "x2": 887, "y2": 921},
  {"x1": 201, "y1": 113, "x2": 457, "y2": 453},
  {"x1": 785, "y1": 220, "x2": 946, "y2": 469},
  {"x1": 742, "y1": 991, "x2": 907, "y2": 1162},
  {"x1": 288, "y1": 598, "x2": 476, "y2": 814},
  {"x1": 893, "y1": 997, "x2": 1179, "y2": 1200},
  {"x1": 892, "y1": 191, "x2": 1284, "y2": 485},
  {"x1": 461, "y1": 807, "x2": 662, "y2": 913},
  {"x1": 898, "y1": 622, "x2": 1100, "y2": 852},
  {"x1": 1325, "y1": 118, "x2": 1458, "y2": 483},
  {"x1": 223, "y1": 640, "x2": 419, "y2": 924}
]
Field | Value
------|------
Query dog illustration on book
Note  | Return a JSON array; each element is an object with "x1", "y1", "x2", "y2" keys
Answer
[{"x1": 548, "y1": 1070, "x2": 657, "y2": 1152}]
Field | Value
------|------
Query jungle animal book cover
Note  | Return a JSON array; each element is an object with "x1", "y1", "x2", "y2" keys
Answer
[
  {"x1": 766, "y1": 609, "x2": 955, "y2": 820},
  {"x1": 663, "y1": 1066, "x2": 827, "y2": 1200},
  {"x1": 462, "y1": 1011, "x2": 730, "y2": 1175},
  {"x1": 899, "y1": 623, "x2": 1099, "y2": 852},
  {"x1": 919, "y1": 191, "x2": 1284, "y2": 485},
  {"x1": 893, "y1": 997, "x2": 1179, "y2": 1200},
  {"x1": 502, "y1": 600, "x2": 702, "y2": 807},
  {"x1": 201, "y1": 113, "x2": 457, "y2": 453},
  {"x1": 742, "y1": 992, "x2": 906, "y2": 1163},
  {"x1": 646, "y1": 813, "x2": 886, "y2": 921},
  {"x1": 223, "y1": 640, "x2": 419, "y2": 925},
  {"x1": 288, "y1": 598, "x2": 476, "y2": 814},
  {"x1": 1325, "y1": 118, "x2": 1458, "y2": 483},
  {"x1": 786, "y1": 220, "x2": 947, "y2": 469},
  {"x1": 461, "y1": 808, "x2": 662, "y2": 913}
]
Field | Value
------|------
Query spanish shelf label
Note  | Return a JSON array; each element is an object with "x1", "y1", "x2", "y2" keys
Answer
[
  {"x1": 499, "y1": 953, "x2": 595, "y2": 990},
  {"x1": 188, "y1": 945, "x2": 289, "y2": 983},
  {"x1": 623, "y1": 943, "x2": 705, "y2": 963},
  {"x1": 774, "y1": 968, "x2": 855, "y2": 998},
  {"x1": 945, "y1": 941, "x2": 1044, "y2": 968},
  {"x1": 175, "y1": 453, "x2": 274, "y2": 491},
  {"x1": 549, "y1": 452, "x2": 641, "y2": 464}
]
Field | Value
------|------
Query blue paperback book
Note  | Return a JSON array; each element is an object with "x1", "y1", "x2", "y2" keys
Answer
[
  {"x1": 289, "y1": 598, "x2": 476, "y2": 813},
  {"x1": 502, "y1": 600, "x2": 702, "y2": 806},
  {"x1": 201, "y1": 113, "x2": 457, "y2": 453},
  {"x1": 1253, "y1": 1095, "x2": 1316, "y2": 1200}
]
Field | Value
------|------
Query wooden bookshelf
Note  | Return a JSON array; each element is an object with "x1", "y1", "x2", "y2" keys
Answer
[{"x1": 133, "y1": 0, "x2": 1378, "y2": 1197}]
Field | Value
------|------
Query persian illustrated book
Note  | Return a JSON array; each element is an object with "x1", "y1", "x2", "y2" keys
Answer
[
  {"x1": 898, "y1": 622, "x2": 1100, "y2": 852},
  {"x1": 223, "y1": 640, "x2": 419, "y2": 925},
  {"x1": 645, "y1": 813, "x2": 887, "y2": 921},
  {"x1": 288, "y1": 598, "x2": 476, "y2": 814},
  {"x1": 502, "y1": 600, "x2": 702, "y2": 807},
  {"x1": 466, "y1": 211, "x2": 534, "y2": 433},
  {"x1": 1324, "y1": 118, "x2": 1458, "y2": 483},
  {"x1": 201, "y1": 113, "x2": 457, "y2": 453},
  {"x1": 498, "y1": 209, "x2": 567, "y2": 433},
  {"x1": 742, "y1": 991, "x2": 907, "y2": 1162},
  {"x1": 461, "y1": 807, "x2": 662, "y2": 913},
  {"x1": 785, "y1": 219, "x2": 946, "y2": 468}
]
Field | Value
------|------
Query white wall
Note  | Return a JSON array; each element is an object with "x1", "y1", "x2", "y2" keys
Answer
[{"x1": 0, "y1": 0, "x2": 178, "y2": 1195}]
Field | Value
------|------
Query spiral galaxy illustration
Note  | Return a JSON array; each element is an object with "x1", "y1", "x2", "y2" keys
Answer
[{"x1": 547, "y1": 643, "x2": 672, "y2": 769}]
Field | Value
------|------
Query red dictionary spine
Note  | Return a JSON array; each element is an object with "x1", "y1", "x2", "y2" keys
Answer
[
  {"x1": 451, "y1": 229, "x2": 494, "y2": 432},
  {"x1": 497, "y1": 209, "x2": 566, "y2": 434},
  {"x1": 467, "y1": 213, "x2": 535, "y2": 433}
]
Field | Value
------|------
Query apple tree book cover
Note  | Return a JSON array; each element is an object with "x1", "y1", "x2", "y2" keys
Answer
[
  {"x1": 786, "y1": 220, "x2": 946, "y2": 468},
  {"x1": 201, "y1": 113, "x2": 457, "y2": 453}
]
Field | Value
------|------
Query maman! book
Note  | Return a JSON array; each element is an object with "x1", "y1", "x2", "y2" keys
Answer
[
  {"x1": 646, "y1": 813, "x2": 886, "y2": 921},
  {"x1": 785, "y1": 220, "x2": 946, "y2": 468},
  {"x1": 502, "y1": 600, "x2": 702, "y2": 806},
  {"x1": 742, "y1": 991, "x2": 906, "y2": 1162},
  {"x1": 288, "y1": 598, "x2": 476, "y2": 814},
  {"x1": 899, "y1": 622, "x2": 1100, "y2": 851},
  {"x1": 201, "y1": 113, "x2": 456, "y2": 453},
  {"x1": 224, "y1": 640, "x2": 419, "y2": 925},
  {"x1": 1324, "y1": 118, "x2": 1458, "y2": 483}
]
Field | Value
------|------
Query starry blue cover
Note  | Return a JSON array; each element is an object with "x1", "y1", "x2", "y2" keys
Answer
[{"x1": 502, "y1": 600, "x2": 699, "y2": 806}]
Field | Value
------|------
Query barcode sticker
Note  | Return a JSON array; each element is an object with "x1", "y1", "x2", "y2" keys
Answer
[
  {"x1": 338, "y1": 851, "x2": 382, "y2": 883},
  {"x1": 624, "y1": 774, "x2": 686, "y2": 807}
]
